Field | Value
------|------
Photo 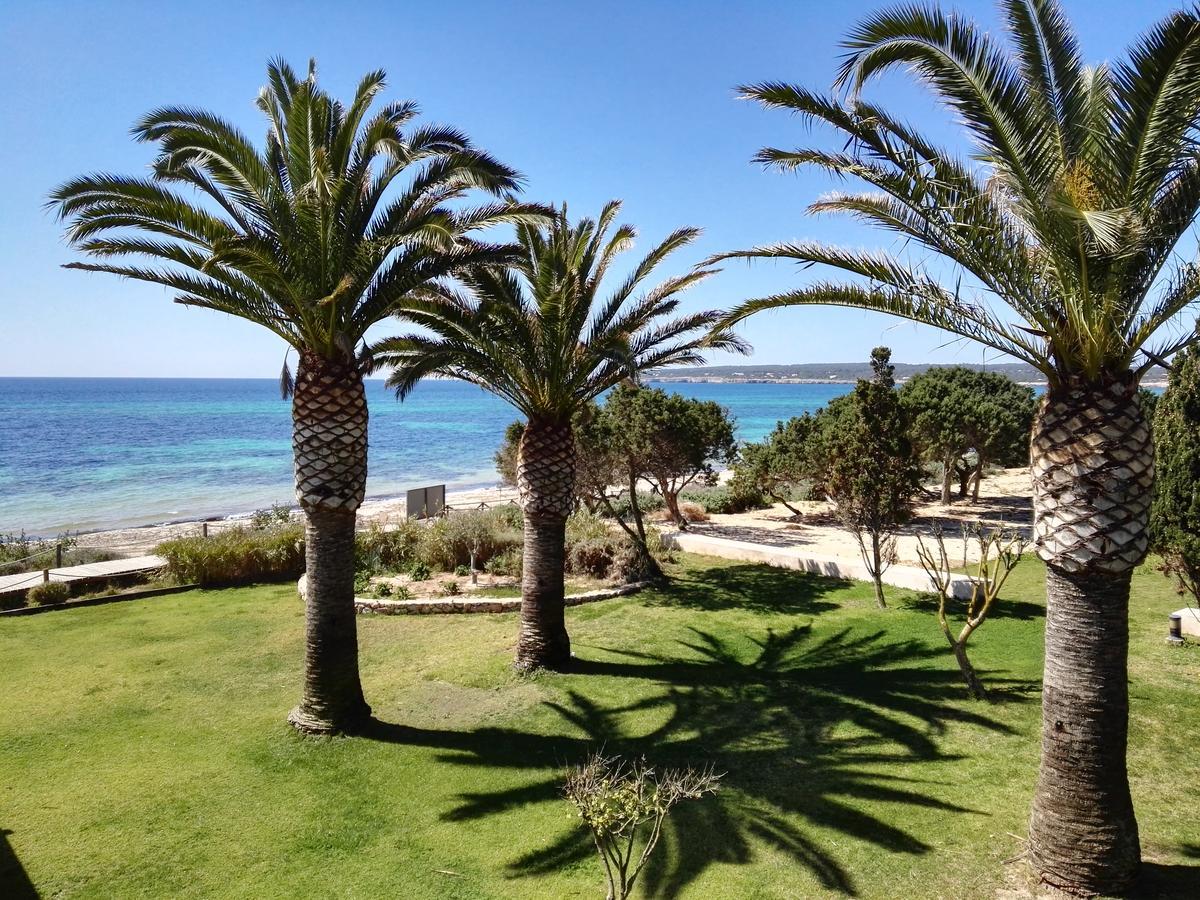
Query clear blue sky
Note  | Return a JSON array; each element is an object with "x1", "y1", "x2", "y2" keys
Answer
[{"x1": 0, "y1": 0, "x2": 1181, "y2": 376}]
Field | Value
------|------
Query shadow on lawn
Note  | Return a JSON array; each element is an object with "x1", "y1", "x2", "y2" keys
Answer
[
  {"x1": 1133, "y1": 861, "x2": 1200, "y2": 898},
  {"x1": 899, "y1": 592, "x2": 1046, "y2": 622},
  {"x1": 364, "y1": 622, "x2": 1033, "y2": 897},
  {"x1": 1, "y1": 829, "x2": 39, "y2": 899},
  {"x1": 645, "y1": 562, "x2": 846, "y2": 615}
]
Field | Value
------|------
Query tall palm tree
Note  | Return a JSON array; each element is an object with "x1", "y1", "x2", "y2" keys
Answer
[
  {"x1": 50, "y1": 59, "x2": 542, "y2": 735},
  {"x1": 374, "y1": 202, "x2": 747, "y2": 671},
  {"x1": 711, "y1": 2, "x2": 1200, "y2": 893}
]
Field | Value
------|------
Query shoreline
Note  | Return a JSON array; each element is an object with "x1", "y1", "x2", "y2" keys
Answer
[{"x1": 71, "y1": 483, "x2": 520, "y2": 557}]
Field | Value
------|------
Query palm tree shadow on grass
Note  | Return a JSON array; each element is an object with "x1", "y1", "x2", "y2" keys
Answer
[
  {"x1": 647, "y1": 562, "x2": 847, "y2": 614},
  {"x1": 1, "y1": 829, "x2": 38, "y2": 900},
  {"x1": 363, "y1": 622, "x2": 1034, "y2": 897},
  {"x1": 899, "y1": 592, "x2": 1046, "y2": 622}
]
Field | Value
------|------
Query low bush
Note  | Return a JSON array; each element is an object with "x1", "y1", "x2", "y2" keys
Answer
[
  {"x1": 565, "y1": 509, "x2": 658, "y2": 582},
  {"x1": 249, "y1": 504, "x2": 293, "y2": 530},
  {"x1": 416, "y1": 510, "x2": 522, "y2": 572},
  {"x1": 26, "y1": 581, "x2": 71, "y2": 606},
  {"x1": 680, "y1": 483, "x2": 769, "y2": 515},
  {"x1": 569, "y1": 537, "x2": 620, "y2": 579},
  {"x1": 603, "y1": 490, "x2": 665, "y2": 520},
  {"x1": 484, "y1": 547, "x2": 523, "y2": 577},
  {"x1": 408, "y1": 561, "x2": 432, "y2": 582},
  {"x1": 356, "y1": 509, "x2": 523, "y2": 577},
  {"x1": 155, "y1": 524, "x2": 305, "y2": 586},
  {"x1": 566, "y1": 509, "x2": 612, "y2": 544},
  {"x1": 355, "y1": 519, "x2": 423, "y2": 575},
  {"x1": 678, "y1": 501, "x2": 709, "y2": 523}
]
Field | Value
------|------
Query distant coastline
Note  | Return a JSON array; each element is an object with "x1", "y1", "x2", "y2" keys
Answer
[{"x1": 649, "y1": 360, "x2": 1169, "y2": 388}]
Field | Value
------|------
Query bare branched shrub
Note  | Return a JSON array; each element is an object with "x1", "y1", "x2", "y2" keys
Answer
[
  {"x1": 563, "y1": 753, "x2": 721, "y2": 900},
  {"x1": 916, "y1": 522, "x2": 1028, "y2": 700}
]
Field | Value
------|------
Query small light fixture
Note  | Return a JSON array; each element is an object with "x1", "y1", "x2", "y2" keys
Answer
[{"x1": 1168, "y1": 613, "x2": 1185, "y2": 646}]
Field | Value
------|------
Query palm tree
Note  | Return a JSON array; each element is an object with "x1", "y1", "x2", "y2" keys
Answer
[
  {"x1": 50, "y1": 59, "x2": 542, "y2": 735},
  {"x1": 374, "y1": 202, "x2": 747, "y2": 671},
  {"x1": 711, "y1": 2, "x2": 1200, "y2": 893}
]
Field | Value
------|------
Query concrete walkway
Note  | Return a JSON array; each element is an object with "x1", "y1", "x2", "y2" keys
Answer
[
  {"x1": 0, "y1": 555, "x2": 166, "y2": 596},
  {"x1": 663, "y1": 531, "x2": 975, "y2": 599}
]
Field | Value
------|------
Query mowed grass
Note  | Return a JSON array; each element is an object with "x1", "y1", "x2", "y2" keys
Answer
[{"x1": 2, "y1": 555, "x2": 1197, "y2": 899}]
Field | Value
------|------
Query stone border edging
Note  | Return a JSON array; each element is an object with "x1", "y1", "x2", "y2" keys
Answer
[{"x1": 296, "y1": 575, "x2": 654, "y2": 615}]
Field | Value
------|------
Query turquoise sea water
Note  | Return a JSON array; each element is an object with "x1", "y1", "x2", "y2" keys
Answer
[{"x1": 0, "y1": 378, "x2": 851, "y2": 535}]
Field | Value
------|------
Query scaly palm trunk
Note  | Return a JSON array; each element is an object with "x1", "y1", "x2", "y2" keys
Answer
[
  {"x1": 287, "y1": 351, "x2": 371, "y2": 734},
  {"x1": 1027, "y1": 376, "x2": 1152, "y2": 894},
  {"x1": 514, "y1": 419, "x2": 575, "y2": 671}
]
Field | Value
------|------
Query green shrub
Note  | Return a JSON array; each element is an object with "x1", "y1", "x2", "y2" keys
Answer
[
  {"x1": 441, "y1": 580, "x2": 461, "y2": 597},
  {"x1": 414, "y1": 509, "x2": 522, "y2": 572},
  {"x1": 408, "y1": 561, "x2": 432, "y2": 582},
  {"x1": 568, "y1": 537, "x2": 619, "y2": 579},
  {"x1": 566, "y1": 509, "x2": 612, "y2": 544},
  {"x1": 355, "y1": 519, "x2": 423, "y2": 575},
  {"x1": 454, "y1": 564, "x2": 471, "y2": 577},
  {"x1": 27, "y1": 581, "x2": 71, "y2": 606},
  {"x1": 605, "y1": 491, "x2": 665, "y2": 520},
  {"x1": 155, "y1": 525, "x2": 304, "y2": 586},
  {"x1": 680, "y1": 483, "x2": 769, "y2": 515},
  {"x1": 485, "y1": 547, "x2": 523, "y2": 577},
  {"x1": 355, "y1": 510, "x2": 523, "y2": 579},
  {"x1": 249, "y1": 504, "x2": 293, "y2": 530}
]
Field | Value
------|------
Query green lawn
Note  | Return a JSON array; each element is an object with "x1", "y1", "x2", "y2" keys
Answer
[{"x1": 2, "y1": 555, "x2": 1197, "y2": 899}]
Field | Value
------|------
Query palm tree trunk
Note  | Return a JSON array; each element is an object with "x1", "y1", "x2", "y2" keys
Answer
[
  {"x1": 514, "y1": 419, "x2": 575, "y2": 671},
  {"x1": 1027, "y1": 376, "x2": 1152, "y2": 894},
  {"x1": 287, "y1": 351, "x2": 371, "y2": 735}
]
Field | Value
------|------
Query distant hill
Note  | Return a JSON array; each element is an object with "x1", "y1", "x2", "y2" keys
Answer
[{"x1": 648, "y1": 361, "x2": 1169, "y2": 385}]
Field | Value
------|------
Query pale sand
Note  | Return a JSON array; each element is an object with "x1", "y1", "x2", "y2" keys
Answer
[
  {"x1": 688, "y1": 467, "x2": 1033, "y2": 566},
  {"x1": 74, "y1": 484, "x2": 519, "y2": 557}
]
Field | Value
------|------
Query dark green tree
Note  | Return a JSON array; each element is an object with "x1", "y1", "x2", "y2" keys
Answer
[
  {"x1": 899, "y1": 368, "x2": 1037, "y2": 503},
  {"x1": 50, "y1": 59, "x2": 536, "y2": 735},
  {"x1": 807, "y1": 348, "x2": 923, "y2": 608},
  {"x1": 1138, "y1": 387, "x2": 1160, "y2": 426},
  {"x1": 1150, "y1": 346, "x2": 1200, "y2": 605},
  {"x1": 730, "y1": 415, "x2": 814, "y2": 516},
  {"x1": 603, "y1": 384, "x2": 737, "y2": 527}
]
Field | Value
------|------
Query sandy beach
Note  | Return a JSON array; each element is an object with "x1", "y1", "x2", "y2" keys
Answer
[{"x1": 73, "y1": 483, "x2": 520, "y2": 556}]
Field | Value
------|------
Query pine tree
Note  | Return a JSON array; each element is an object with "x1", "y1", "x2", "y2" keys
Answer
[
  {"x1": 809, "y1": 347, "x2": 923, "y2": 608},
  {"x1": 1151, "y1": 345, "x2": 1200, "y2": 604}
]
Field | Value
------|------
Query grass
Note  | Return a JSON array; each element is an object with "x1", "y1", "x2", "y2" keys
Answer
[{"x1": 1, "y1": 554, "x2": 1197, "y2": 899}]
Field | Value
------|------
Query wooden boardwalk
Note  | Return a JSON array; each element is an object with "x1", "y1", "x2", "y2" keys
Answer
[{"x1": 0, "y1": 555, "x2": 165, "y2": 596}]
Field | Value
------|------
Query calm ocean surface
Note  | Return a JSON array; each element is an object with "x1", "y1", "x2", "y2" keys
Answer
[{"x1": 0, "y1": 378, "x2": 851, "y2": 535}]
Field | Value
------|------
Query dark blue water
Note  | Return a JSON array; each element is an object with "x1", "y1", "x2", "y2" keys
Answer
[{"x1": 0, "y1": 378, "x2": 849, "y2": 534}]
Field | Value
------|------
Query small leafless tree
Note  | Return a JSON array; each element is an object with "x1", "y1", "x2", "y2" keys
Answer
[
  {"x1": 915, "y1": 522, "x2": 1028, "y2": 700},
  {"x1": 563, "y1": 753, "x2": 721, "y2": 900}
]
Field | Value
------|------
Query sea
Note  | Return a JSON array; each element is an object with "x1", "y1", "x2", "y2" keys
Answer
[{"x1": 0, "y1": 378, "x2": 852, "y2": 535}]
